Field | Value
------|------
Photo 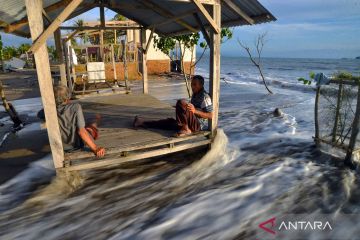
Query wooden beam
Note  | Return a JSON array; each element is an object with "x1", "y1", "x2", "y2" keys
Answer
[
  {"x1": 28, "y1": 0, "x2": 84, "y2": 54},
  {"x1": 42, "y1": 9, "x2": 52, "y2": 24},
  {"x1": 5, "y1": 0, "x2": 72, "y2": 33},
  {"x1": 141, "y1": 28, "x2": 148, "y2": 94},
  {"x1": 222, "y1": 0, "x2": 255, "y2": 25},
  {"x1": 59, "y1": 26, "x2": 142, "y2": 30},
  {"x1": 64, "y1": 29, "x2": 80, "y2": 42},
  {"x1": 100, "y1": 6, "x2": 105, "y2": 28},
  {"x1": 66, "y1": 139, "x2": 211, "y2": 171},
  {"x1": 191, "y1": 0, "x2": 220, "y2": 33},
  {"x1": 209, "y1": 1, "x2": 221, "y2": 135},
  {"x1": 140, "y1": 0, "x2": 198, "y2": 33},
  {"x1": 65, "y1": 131, "x2": 210, "y2": 161},
  {"x1": 193, "y1": 13, "x2": 210, "y2": 46},
  {"x1": 145, "y1": 28, "x2": 154, "y2": 54},
  {"x1": 25, "y1": 0, "x2": 64, "y2": 169}
]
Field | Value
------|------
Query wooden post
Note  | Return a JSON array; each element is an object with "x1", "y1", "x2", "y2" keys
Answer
[
  {"x1": 100, "y1": 30, "x2": 104, "y2": 61},
  {"x1": 25, "y1": 0, "x2": 64, "y2": 169},
  {"x1": 69, "y1": 46, "x2": 77, "y2": 91},
  {"x1": 122, "y1": 39, "x2": 129, "y2": 90},
  {"x1": 332, "y1": 82, "x2": 343, "y2": 142},
  {"x1": 141, "y1": 28, "x2": 148, "y2": 94},
  {"x1": 208, "y1": 1, "x2": 221, "y2": 136},
  {"x1": 314, "y1": 86, "x2": 321, "y2": 146},
  {"x1": 59, "y1": 64, "x2": 67, "y2": 87},
  {"x1": 345, "y1": 83, "x2": 360, "y2": 166},
  {"x1": 100, "y1": 5, "x2": 105, "y2": 61},
  {"x1": 63, "y1": 40, "x2": 72, "y2": 92},
  {"x1": 54, "y1": 28, "x2": 67, "y2": 86},
  {"x1": 54, "y1": 28, "x2": 63, "y2": 62},
  {"x1": 111, "y1": 44, "x2": 117, "y2": 80}
]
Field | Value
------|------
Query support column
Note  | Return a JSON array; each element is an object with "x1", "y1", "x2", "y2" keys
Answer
[
  {"x1": 25, "y1": 0, "x2": 64, "y2": 169},
  {"x1": 54, "y1": 28, "x2": 63, "y2": 62},
  {"x1": 100, "y1": 6, "x2": 105, "y2": 61},
  {"x1": 100, "y1": 30, "x2": 104, "y2": 61},
  {"x1": 141, "y1": 28, "x2": 148, "y2": 94},
  {"x1": 209, "y1": 1, "x2": 221, "y2": 136},
  {"x1": 54, "y1": 28, "x2": 66, "y2": 86}
]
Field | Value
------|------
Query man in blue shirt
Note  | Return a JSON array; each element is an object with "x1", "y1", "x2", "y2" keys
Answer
[{"x1": 134, "y1": 75, "x2": 213, "y2": 137}]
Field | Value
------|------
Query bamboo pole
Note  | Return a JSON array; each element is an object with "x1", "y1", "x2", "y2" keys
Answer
[
  {"x1": 345, "y1": 82, "x2": 360, "y2": 166},
  {"x1": 314, "y1": 86, "x2": 321, "y2": 146},
  {"x1": 209, "y1": 1, "x2": 221, "y2": 136},
  {"x1": 25, "y1": 0, "x2": 64, "y2": 169},
  {"x1": 332, "y1": 81, "x2": 343, "y2": 142},
  {"x1": 122, "y1": 39, "x2": 129, "y2": 90},
  {"x1": 54, "y1": 28, "x2": 67, "y2": 86},
  {"x1": 63, "y1": 40, "x2": 72, "y2": 91},
  {"x1": 141, "y1": 29, "x2": 148, "y2": 94},
  {"x1": 111, "y1": 44, "x2": 117, "y2": 81}
]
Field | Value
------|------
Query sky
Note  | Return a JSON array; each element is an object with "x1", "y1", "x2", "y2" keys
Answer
[{"x1": 1, "y1": 0, "x2": 359, "y2": 59}]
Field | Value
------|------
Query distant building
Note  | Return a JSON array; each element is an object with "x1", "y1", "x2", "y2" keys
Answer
[{"x1": 67, "y1": 20, "x2": 196, "y2": 82}]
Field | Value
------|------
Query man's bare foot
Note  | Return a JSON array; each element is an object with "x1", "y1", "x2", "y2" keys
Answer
[
  {"x1": 133, "y1": 116, "x2": 144, "y2": 128},
  {"x1": 174, "y1": 126, "x2": 192, "y2": 137}
]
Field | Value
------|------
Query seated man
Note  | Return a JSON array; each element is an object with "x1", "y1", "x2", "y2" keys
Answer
[
  {"x1": 134, "y1": 75, "x2": 213, "y2": 137},
  {"x1": 53, "y1": 86, "x2": 105, "y2": 157}
]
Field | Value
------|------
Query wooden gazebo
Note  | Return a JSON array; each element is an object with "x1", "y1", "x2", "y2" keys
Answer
[{"x1": 0, "y1": 0, "x2": 275, "y2": 172}]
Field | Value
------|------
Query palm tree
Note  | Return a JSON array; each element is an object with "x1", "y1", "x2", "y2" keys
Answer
[{"x1": 73, "y1": 19, "x2": 89, "y2": 44}]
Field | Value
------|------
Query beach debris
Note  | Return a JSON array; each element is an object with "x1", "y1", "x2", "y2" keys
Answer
[
  {"x1": 0, "y1": 80, "x2": 23, "y2": 129},
  {"x1": 273, "y1": 108, "x2": 283, "y2": 117},
  {"x1": 3, "y1": 57, "x2": 26, "y2": 71}
]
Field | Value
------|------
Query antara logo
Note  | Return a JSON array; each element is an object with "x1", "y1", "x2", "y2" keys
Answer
[
  {"x1": 258, "y1": 217, "x2": 333, "y2": 235},
  {"x1": 259, "y1": 217, "x2": 276, "y2": 235}
]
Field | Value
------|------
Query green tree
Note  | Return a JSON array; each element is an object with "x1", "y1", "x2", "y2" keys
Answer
[
  {"x1": 112, "y1": 14, "x2": 127, "y2": 21},
  {"x1": 153, "y1": 28, "x2": 233, "y2": 97},
  {"x1": 17, "y1": 43, "x2": 31, "y2": 55}
]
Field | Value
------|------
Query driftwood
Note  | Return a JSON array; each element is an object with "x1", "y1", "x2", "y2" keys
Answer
[{"x1": 0, "y1": 80, "x2": 22, "y2": 127}]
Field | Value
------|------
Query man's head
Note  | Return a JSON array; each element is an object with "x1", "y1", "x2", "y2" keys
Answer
[
  {"x1": 54, "y1": 85, "x2": 70, "y2": 106},
  {"x1": 191, "y1": 75, "x2": 205, "y2": 94}
]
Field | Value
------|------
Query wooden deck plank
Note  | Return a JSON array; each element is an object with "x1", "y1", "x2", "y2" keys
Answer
[{"x1": 66, "y1": 139, "x2": 211, "y2": 171}]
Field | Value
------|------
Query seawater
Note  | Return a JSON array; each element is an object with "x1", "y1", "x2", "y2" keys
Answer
[{"x1": 0, "y1": 57, "x2": 360, "y2": 240}]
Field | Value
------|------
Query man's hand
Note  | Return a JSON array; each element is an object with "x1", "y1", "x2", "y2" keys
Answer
[
  {"x1": 187, "y1": 103, "x2": 196, "y2": 113},
  {"x1": 94, "y1": 147, "x2": 105, "y2": 157}
]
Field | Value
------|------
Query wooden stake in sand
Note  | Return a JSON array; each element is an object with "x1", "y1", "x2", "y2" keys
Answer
[{"x1": 0, "y1": 80, "x2": 23, "y2": 128}]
